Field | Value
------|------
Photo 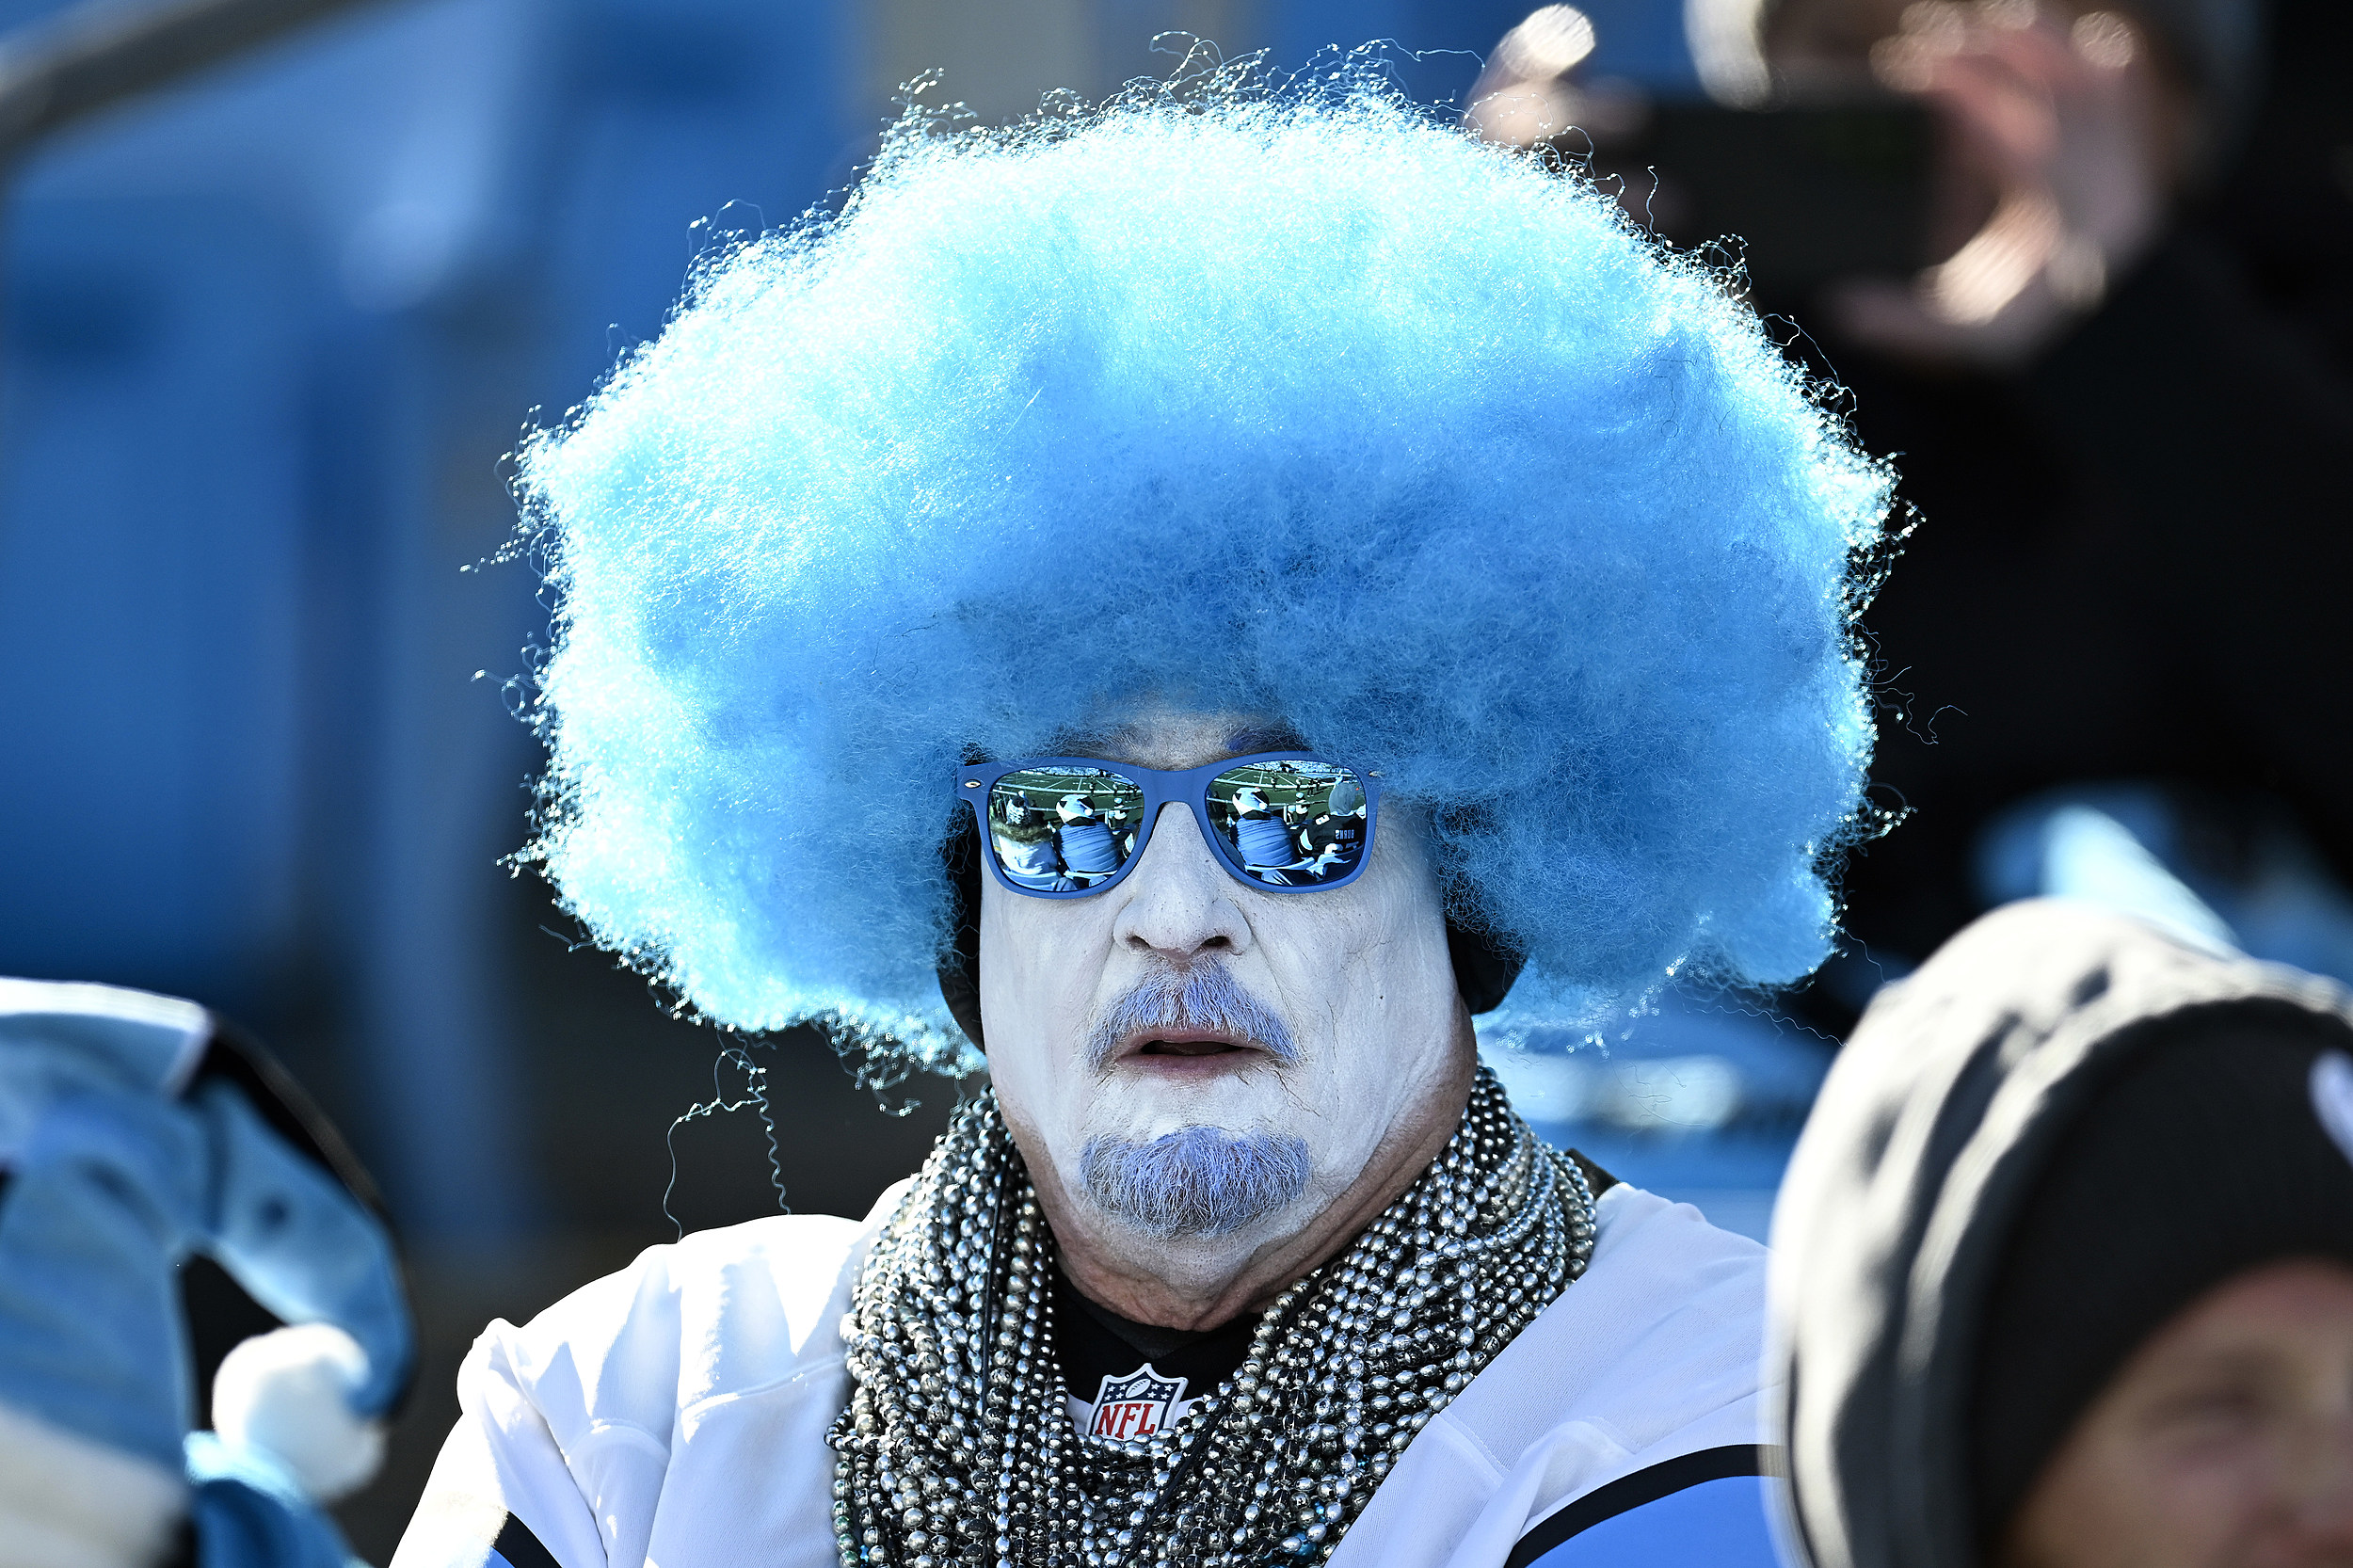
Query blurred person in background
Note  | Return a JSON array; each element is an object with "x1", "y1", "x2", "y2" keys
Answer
[
  {"x1": 390, "y1": 63, "x2": 1890, "y2": 1568},
  {"x1": 1772, "y1": 898, "x2": 2353, "y2": 1568},
  {"x1": 1473, "y1": 0, "x2": 2353, "y2": 1018},
  {"x1": 1758, "y1": 0, "x2": 2353, "y2": 1014}
]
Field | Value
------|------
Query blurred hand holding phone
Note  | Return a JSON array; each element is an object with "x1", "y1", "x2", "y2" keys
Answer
[{"x1": 1467, "y1": 1, "x2": 2181, "y2": 371}]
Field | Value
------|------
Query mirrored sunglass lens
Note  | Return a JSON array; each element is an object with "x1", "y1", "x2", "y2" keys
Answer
[
  {"x1": 984, "y1": 768, "x2": 1145, "y2": 891},
  {"x1": 1207, "y1": 762, "x2": 1369, "y2": 888}
]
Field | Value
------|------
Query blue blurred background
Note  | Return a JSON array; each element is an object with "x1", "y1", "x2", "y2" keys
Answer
[{"x1": 2, "y1": 0, "x2": 2345, "y2": 1551}]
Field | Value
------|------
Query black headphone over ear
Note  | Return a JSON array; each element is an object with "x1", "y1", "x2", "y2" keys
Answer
[{"x1": 935, "y1": 819, "x2": 1526, "y2": 1051}]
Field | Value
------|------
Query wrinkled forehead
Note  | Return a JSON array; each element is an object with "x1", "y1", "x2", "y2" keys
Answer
[{"x1": 1057, "y1": 708, "x2": 1310, "y2": 773}]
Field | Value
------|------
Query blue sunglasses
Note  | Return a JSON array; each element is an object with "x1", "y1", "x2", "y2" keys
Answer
[{"x1": 955, "y1": 753, "x2": 1382, "y2": 899}]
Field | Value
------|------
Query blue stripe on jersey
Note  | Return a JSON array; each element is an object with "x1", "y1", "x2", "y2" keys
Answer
[
  {"x1": 1504, "y1": 1445, "x2": 1780, "y2": 1568},
  {"x1": 1523, "y1": 1475, "x2": 1779, "y2": 1567}
]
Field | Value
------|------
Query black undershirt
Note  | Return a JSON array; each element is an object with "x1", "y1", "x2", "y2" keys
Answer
[
  {"x1": 1049, "y1": 1148, "x2": 1618, "y2": 1406},
  {"x1": 1052, "y1": 1267, "x2": 1260, "y2": 1403}
]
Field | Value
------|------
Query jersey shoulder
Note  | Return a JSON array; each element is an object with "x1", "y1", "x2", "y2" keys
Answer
[
  {"x1": 1449, "y1": 1182, "x2": 1770, "y2": 1463},
  {"x1": 468, "y1": 1188, "x2": 902, "y2": 1443},
  {"x1": 1330, "y1": 1185, "x2": 1775, "y2": 1568}
]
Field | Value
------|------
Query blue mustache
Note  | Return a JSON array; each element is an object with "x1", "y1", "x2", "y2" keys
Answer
[{"x1": 1083, "y1": 961, "x2": 1298, "y2": 1072}]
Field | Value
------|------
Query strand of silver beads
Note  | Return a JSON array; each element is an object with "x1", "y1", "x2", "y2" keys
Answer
[{"x1": 828, "y1": 1066, "x2": 1597, "y2": 1568}]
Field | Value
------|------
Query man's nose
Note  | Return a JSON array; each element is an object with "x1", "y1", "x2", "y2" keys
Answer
[{"x1": 1111, "y1": 803, "x2": 1253, "y2": 963}]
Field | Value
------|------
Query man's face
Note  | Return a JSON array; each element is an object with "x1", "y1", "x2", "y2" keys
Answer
[
  {"x1": 2003, "y1": 1259, "x2": 2353, "y2": 1568},
  {"x1": 977, "y1": 709, "x2": 1471, "y2": 1256}
]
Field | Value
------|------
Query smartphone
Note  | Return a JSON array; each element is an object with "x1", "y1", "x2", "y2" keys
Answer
[{"x1": 1569, "y1": 101, "x2": 1936, "y2": 301}]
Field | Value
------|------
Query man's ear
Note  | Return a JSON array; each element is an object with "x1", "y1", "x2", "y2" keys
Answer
[{"x1": 938, "y1": 818, "x2": 986, "y2": 1049}]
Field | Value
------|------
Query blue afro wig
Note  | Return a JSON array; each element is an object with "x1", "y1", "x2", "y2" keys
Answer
[{"x1": 520, "y1": 72, "x2": 1892, "y2": 1078}]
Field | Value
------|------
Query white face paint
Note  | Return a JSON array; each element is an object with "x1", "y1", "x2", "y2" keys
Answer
[{"x1": 978, "y1": 710, "x2": 1471, "y2": 1268}]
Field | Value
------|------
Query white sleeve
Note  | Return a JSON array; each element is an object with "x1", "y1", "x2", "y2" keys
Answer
[
  {"x1": 388, "y1": 1336, "x2": 610, "y2": 1568},
  {"x1": 388, "y1": 1209, "x2": 883, "y2": 1568}
]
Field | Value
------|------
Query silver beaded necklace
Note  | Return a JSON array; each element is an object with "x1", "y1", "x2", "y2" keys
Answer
[{"x1": 828, "y1": 1066, "x2": 1597, "y2": 1568}]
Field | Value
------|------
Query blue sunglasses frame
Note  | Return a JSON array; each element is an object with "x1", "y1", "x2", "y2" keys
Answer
[{"x1": 954, "y1": 752, "x2": 1383, "y2": 900}]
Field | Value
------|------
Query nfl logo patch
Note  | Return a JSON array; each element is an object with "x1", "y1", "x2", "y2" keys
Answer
[{"x1": 1087, "y1": 1365, "x2": 1188, "y2": 1439}]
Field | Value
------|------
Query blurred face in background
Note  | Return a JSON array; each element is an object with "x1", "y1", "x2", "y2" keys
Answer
[
  {"x1": 1999, "y1": 1259, "x2": 2353, "y2": 1568},
  {"x1": 1757, "y1": 0, "x2": 2204, "y2": 363},
  {"x1": 1766, "y1": 0, "x2": 2199, "y2": 248}
]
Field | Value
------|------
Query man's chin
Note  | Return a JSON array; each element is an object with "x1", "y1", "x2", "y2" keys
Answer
[{"x1": 1074, "y1": 1122, "x2": 1317, "y2": 1243}]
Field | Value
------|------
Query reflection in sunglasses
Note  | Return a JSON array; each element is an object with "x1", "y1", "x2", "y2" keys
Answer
[
  {"x1": 1206, "y1": 763, "x2": 1367, "y2": 887},
  {"x1": 981, "y1": 760, "x2": 1369, "y2": 893},
  {"x1": 987, "y1": 766, "x2": 1144, "y2": 891}
]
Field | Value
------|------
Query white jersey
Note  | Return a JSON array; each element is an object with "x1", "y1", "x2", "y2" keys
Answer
[{"x1": 392, "y1": 1183, "x2": 1779, "y2": 1568}]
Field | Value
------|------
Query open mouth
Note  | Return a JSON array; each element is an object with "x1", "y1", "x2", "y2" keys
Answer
[
  {"x1": 1120, "y1": 1029, "x2": 1268, "y2": 1066},
  {"x1": 1082, "y1": 964, "x2": 1300, "y2": 1073}
]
